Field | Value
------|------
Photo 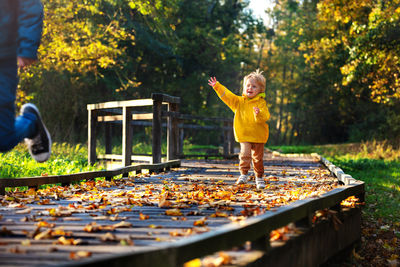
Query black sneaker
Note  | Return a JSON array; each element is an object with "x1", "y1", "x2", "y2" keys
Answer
[{"x1": 21, "y1": 103, "x2": 52, "y2": 163}]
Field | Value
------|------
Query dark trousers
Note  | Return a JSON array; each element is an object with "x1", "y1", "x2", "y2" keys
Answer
[{"x1": 0, "y1": 58, "x2": 36, "y2": 152}]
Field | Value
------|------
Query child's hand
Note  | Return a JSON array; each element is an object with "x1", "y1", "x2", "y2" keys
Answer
[
  {"x1": 208, "y1": 77, "x2": 217, "y2": 87},
  {"x1": 253, "y1": 107, "x2": 260, "y2": 115}
]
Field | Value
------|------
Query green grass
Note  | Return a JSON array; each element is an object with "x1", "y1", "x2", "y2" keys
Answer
[
  {"x1": 271, "y1": 141, "x2": 400, "y2": 223},
  {"x1": 0, "y1": 142, "x2": 102, "y2": 178},
  {"x1": 0, "y1": 140, "x2": 219, "y2": 179}
]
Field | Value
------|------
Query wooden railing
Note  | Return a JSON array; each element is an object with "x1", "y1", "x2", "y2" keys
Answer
[
  {"x1": 87, "y1": 93, "x2": 181, "y2": 166},
  {"x1": 87, "y1": 93, "x2": 235, "y2": 166}
]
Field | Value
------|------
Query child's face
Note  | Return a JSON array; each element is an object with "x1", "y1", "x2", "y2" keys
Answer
[{"x1": 243, "y1": 78, "x2": 262, "y2": 99}]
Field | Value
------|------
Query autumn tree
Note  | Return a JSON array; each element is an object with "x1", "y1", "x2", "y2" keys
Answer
[{"x1": 18, "y1": 0, "x2": 258, "y2": 143}]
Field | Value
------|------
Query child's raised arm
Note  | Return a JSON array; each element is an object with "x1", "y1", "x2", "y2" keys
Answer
[{"x1": 208, "y1": 77, "x2": 217, "y2": 87}]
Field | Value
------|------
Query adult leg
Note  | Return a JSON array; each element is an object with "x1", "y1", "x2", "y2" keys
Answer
[{"x1": 0, "y1": 58, "x2": 37, "y2": 152}]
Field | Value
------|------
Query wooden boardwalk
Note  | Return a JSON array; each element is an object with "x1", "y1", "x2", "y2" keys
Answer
[{"x1": 0, "y1": 152, "x2": 363, "y2": 266}]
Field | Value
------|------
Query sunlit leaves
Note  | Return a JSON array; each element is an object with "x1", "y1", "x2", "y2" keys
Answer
[
  {"x1": 316, "y1": 0, "x2": 400, "y2": 103},
  {"x1": 40, "y1": 0, "x2": 135, "y2": 74}
]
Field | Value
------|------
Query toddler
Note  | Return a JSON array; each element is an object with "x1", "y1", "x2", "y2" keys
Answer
[{"x1": 208, "y1": 70, "x2": 270, "y2": 189}]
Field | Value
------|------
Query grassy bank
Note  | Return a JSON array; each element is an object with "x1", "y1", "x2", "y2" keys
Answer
[{"x1": 270, "y1": 140, "x2": 400, "y2": 223}]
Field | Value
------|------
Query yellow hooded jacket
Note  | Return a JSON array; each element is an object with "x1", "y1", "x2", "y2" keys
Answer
[{"x1": 213, "y1": 82, "x2": 270, "y2": 143}]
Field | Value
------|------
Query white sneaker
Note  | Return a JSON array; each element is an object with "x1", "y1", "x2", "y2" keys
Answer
[
  {"x1": 21, "y1": 103, "x2": 52, "y2": 163},
  {"x1": 236, "y1": 174, "x2": 248, "y2": 185},
  {"x1": 256, "y1": 177, "x2": 265, "y2": 189}
]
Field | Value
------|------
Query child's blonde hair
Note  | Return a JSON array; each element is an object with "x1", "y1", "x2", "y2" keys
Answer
[{"x1": 243, "y1": 69, "x2": 266, "y2": 92}]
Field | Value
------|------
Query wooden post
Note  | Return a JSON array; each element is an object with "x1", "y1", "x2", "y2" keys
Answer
[
  {"x1": 167, "y1": 103, "x2": 179, "y2": 161},
  {"x1": 152, "y1": 99, "x2": 162, "y2": 164},
  {"x1": 122, "y1": 106, "x2": 133, "y2": 167},
  {"x1": 105, "y1": 122, "x2": 112, "y2": 155},
  {"x1": 179, "y1": 128, "x2": 184, "y2": 157},
  {"x1": 229, "y1": 122, "x2": 235, "y2": 154},
  {"x1": 88, "y1": 109, "x2": 97, "y2": 165},
  {"x1": 223, "y1": 121, "x2": 229, "y2": 158}
]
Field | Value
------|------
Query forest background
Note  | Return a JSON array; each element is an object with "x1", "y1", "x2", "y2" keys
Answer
[{"x1": 18, "y1": 0, "x2": 400, "y2": 147}]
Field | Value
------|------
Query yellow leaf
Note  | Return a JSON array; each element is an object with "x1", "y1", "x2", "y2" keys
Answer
[{"x1": 184, "y1": 258, "x2": 202, "y2": 267}]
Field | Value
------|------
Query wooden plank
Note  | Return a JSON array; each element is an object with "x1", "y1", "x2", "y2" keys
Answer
[
  {"x1": 87, "y1": 99, "x2": 154, "y2": 110},
  {"x1": 151, "y1": 93, "x2": 180, "y2": 104},
  {"x1": 178, "y1": 114, "x2": 231, "y2": 122},
  {"x1": 98, "y1": 154, "x2": 153, "y2": 163},
  {"x1": 97, "y1": 113, "x2": 154, "y2": 122}
]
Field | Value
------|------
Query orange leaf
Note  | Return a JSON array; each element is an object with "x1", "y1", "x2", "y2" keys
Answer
[
  {"x1": 165, "y1": 209, "x2": 183, "y2": 216},
  {"x1": 270, "y1": 230, "x2": 281, "y2": 241},
  {"x1": 70, "y1": 251, "x2": 92, "y2": 260},
  {"x1": 139, "y1": 213, "x2": 149, "y2": 220},
  {"x1": 193, "y1": 217, "x2": 207, "y2": 226}
]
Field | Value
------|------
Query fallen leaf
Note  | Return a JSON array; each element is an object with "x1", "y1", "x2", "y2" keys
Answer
[
  {"x1": 139, "y1": 213, "x2": 149, "y2": 220},
  {"x1": 70, "y1": 251, "x2": 92, "y2": 260},
  {"x1": 159, "y1": 194, "x2": 173, "y2": 208},
  {"x1": 210, "y1": 211, "x2": 228, "y2": 218},
  {"x1": 83, "y1": 222, "x2": 102, "y2": 233},
  {"x1": 21, "y1": 240, "x2": 31, "y2": 246},
  {"x1": 193, "y1": 217, "x2": 207, "y2": 226},
  {"x1": 55, "y1": 236, "x2": 83, "y2": 246},
  {"x1": 165, "y1": 209, "x2": 183, "y2": 216},
  {"x1": 120, "y1": 238, "x2": 134, "y2": 246},
  {"x1": 100, "y1": 232, "x2": 117, "y2": 242},
  {"x1": 34, "y1": 229, "x2": 53, "y2": 240},
  {"x1": 184, "y1": 258, "x2": 202, "y2": 267},
  {"x1": 352, "y1": 248, "x2": 365, "y2": 260},
  {"x1": 113, "y1": 221, "x2": 133, "y2": 228},
  {"x1": 8, "y1": 246, "x2": 26, "y2": 254}
]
